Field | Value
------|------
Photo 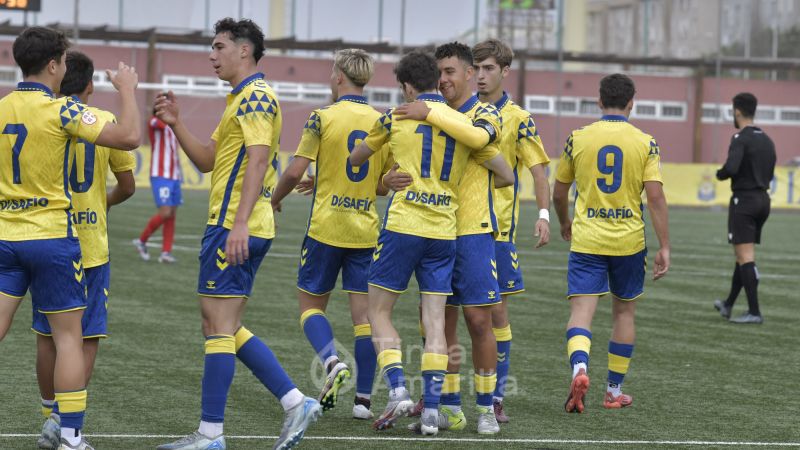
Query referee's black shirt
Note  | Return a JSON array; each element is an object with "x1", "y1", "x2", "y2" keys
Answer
[{"x1": 716, "y1": 126, "x2": 776, "y2": 192}]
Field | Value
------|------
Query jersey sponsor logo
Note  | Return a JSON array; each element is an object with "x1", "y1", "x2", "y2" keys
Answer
[
  {"x1": 71, "y1": 208, "x2": 98, "y2": 225},
  {"x1": 587, "y1": 207, "x2": 634, "y2": 219},
  {"x1": 404, "y1": 190, "x2": 452, "y2": 206},
  {"x1": 0, "y1": 196, "x2": 49, "y2": 211},
  {"x1": 331, "y1": 194, "x2": 372, "y2": 211},
  {"x1": 81, "y1": 110, "x2": 97, "y2": 125}
]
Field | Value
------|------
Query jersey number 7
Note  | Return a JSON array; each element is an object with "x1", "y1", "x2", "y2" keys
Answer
[{"x1": 2, "y1": 123, "x2": 27, "y2": 184}]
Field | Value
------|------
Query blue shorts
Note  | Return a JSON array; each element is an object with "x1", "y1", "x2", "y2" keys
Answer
[
  {"x1": 368, "y1": 230, "x2": 456, "y2": 295},
  {"x1": 32, "y1": 263, "x2": 110, "y2": 338},
  {"x1": 197, "y1": 225, "x2": 270, "y2": 298},
  {"x1": 0, "y1": 238, "x2": 86, "y2": 313},
  {"x1": 448, "y1": 234, "x2": 501, "y2": 307},
  {"x1": 495, "y1": 241, "x2": 525, "y2": 295},
  {"x1": 151, "y1": 177, "x2": 183, "y2": 207},
  {"x1": 567, "y1": 249, "x2": 647, "y2": 301},
  {"x1": 297, "y1": 236, "x2": 372, "y2": 295}
]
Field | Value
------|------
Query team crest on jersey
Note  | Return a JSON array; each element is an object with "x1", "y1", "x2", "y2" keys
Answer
[{"x1": 81, "y1": 110, "x2": 97, "y2": 125}]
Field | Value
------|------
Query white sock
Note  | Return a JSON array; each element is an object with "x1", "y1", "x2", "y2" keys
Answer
[
  {"x1": 441, "y1": 404, "x2": 461, "y2": 414},
  {"x1": 388, "y1": 386, "x2": 408, "y2": 401},
  {"x1": 61, "y1": 427, "x2": 80, "y2": 446},
  {"x1": 279, "y1": 388, "x2": 305, "y2": 411},
  {"x1": 422, "y1": 407, "x2": 438, "y2": 423},
  {"x1": 323, "y1": 355, "x2": 339, "y2": 372},
  {"x1": 492, "y1": 396, "x2": 503, "y2": 404},
  {"x1": 572, "y1": 362, "x2": 587, "y2": 379},
  {"x1": 198, "y1": 421, "x2": 223, "y2": 438},
  {"x1": 607, "y1": 382, "x2": 622, "y2": 397}
]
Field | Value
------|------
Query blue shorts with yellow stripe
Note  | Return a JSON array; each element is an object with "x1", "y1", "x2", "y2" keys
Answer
[
  {"x1": 197, "y1": 225, "x2": 271, "y2": 298},
  {"x1": 0, "y1": 237, "x2": 86, "y2": 314},
  {"x1": 567, "y1": 249, "x2": 647, "y2": 301},
  {"x1": 32, "y1": 263, "x2": 110, "y2": 338},
  {"x1": 448, "y1": 233, "x2": 501, "y2": 307},
  {"x1": 495, "y1": 241, "x2": 525, "y2": 295},
  {"x1": 368, "y1": 229, "x2": 456, "y2": 295},
  {"x1": 297, "y1": 236, "x2": 372, "y2": 296}
]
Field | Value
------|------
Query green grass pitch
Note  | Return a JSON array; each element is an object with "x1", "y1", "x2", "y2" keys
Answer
[{"x1": 1, "y1": 189, "x2": 798, "y2": 449}]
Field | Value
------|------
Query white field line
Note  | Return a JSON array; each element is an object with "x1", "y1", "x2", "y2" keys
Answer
[{"x1": 0, "y1": 434, "x2": 799, "y2": 446}]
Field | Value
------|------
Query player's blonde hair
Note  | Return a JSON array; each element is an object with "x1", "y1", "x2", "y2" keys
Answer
[{"x1": 334, "y1": 49, "x2": 374, "y2": 87}]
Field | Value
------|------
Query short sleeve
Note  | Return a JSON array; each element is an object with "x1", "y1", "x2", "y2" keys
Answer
[
  {"x1": 59, "y1": 98, "x2": 109, "y2": 144},
  {"x1": 517, "y1": 114, "x2": 550, "y2": 168},
  {"x1": 236, "y1": 89, "x2": 279, "y2": 148},
  {"x1": 643, "y1": 138, "x2": 663, "y2": 183},
  {"x1": 473, "y1": 103, "x2": 502, "y2": 138},
  {"x1": 554, "y1": 133, "x2": 575, "y2": 184},
  {"x1": 363, "y1": 109, "x2": 392, "y2": 153},
  {"x1": 471, "y1": 142, "x2": 500, "y2": 165},
  {"x1": 294, "y1": 111, "x2": 321, "y2": 161},
  {"x1": 211, "y1": 123, "x2": 220, "y2": 142}
]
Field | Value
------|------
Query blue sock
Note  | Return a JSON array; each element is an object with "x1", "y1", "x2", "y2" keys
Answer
[
  {"x1": 567, "y1": 327, "x2": 592, "y2": 369},
  {"x1": 234, "y1": 327, "x2": 296, "y2": 400},
  {"x1": 201, "y1": 335, "x2": 236, "y2": 423},
  {"x1": 421, "y1": 353, "x2": 448, "y2": 409},
  {"x1": 301, "y1": 309, "x2": 337, "y2": 365},
  {"x1": 353, "y1": 324, "x2": 377, "y2": 397},
  {"x1": 54, "y1": 390, "x2": 86, "y2": 431},
  {"x1": 493, "y1": 325, "x2": 513, "y2": 399},
  {"x1": 377, "y1": 349, "x2": 405, "y2": 389},
  {"x1": 608, "y1": 341, "x2": 635, "y2": 385}
]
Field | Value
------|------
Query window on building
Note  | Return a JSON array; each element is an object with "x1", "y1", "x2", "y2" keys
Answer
[
  {"x1": 780, "y1": 109, "x2": 800, "y2": 122},
  {"x1": 755, "y1": 108, "x2": 776, "y2": 121},
  {"x1": 661, "y1": 103, "x2": 686, "y2": 119},
  {"x1": 579, "y1": 99, "x2": 601, "y2": 115}
]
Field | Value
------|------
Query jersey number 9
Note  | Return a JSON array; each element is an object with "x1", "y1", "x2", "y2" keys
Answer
[
  {"x1": 346, "y1": 130, "x2": 369, "y2": 182},
  {"x1": 596, "y1": 145, "x2": 623, "y2": 194}
]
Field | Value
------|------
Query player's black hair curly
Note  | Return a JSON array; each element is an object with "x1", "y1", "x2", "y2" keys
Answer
[
  {"x1": 435, "y1": 41, "x2": 473, "y2": 66},
  {"x1": 214, "y1": 18, "x2": 265, "y2": 63},
  {"x1": 60, "y1": 51, "x2": 94, "y2": 97},
  {"x1": 599, "y1": 73, "x2": 636, "y2": 110},
  {"x1": 13, "y1": 27, "x2": 70, "y2": 78},
  {"x1": 394, "y1": 50, "x2": 440, "y2": 93},
  {"x1": 733, "y1": 92, "x2": 757, "y2": 118}
]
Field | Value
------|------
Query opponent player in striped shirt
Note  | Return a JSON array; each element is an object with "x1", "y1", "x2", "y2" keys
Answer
[
  {"x1": 349, "y1": 50, "x2": 513, "y2": 435},
  {"x1": 473, "y1": 38, "x2": 552, "y2": 422},
  {"x1": 154, "y1": 18, "x2": 319, "y2": 450},
  {"x1": 132, "y1": 107, "x2": 182, "y2": 263},
  {"x1": 271, "y1": 49, "x2": 400, "y2": 420},
  {"x1": 0, "y1": 27, "x2": 140, "y2": 450},
  {"x1": 32, "y1": 50, "x2": 137, "y2": 450},
  {"x1": 553, "y1": 74, "x2": 670, "y2": 413},
  {"x1": 387, "y1": 42, "x2": 511, "y2": 434}
]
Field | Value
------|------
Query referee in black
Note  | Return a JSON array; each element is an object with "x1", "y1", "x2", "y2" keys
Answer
[{"x1": 714, "y1": 93, "x2": 776, "y2": 324}]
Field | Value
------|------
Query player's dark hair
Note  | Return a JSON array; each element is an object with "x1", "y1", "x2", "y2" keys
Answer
[
  {"x1": 435, "y1": 41, "x2": 473, "y2": 67},
  {"x1": 394, "y1": 50, "x2": 439, "y2": 93},
  {"x1": 59, "y1": 51, "x2": 94, "y2": 97},
  {"x1": 214, "y1": 18, "x2": 265, "y2": 63},
  {"x1": 733, "y1": 92, "x2": 757, "y2": 118},
  {"x1": 599, "y1": 73, "x2": 636, "y2": 110},
  {"x1": 13, "y1": 27, "x2": 70, "y2": 77}
]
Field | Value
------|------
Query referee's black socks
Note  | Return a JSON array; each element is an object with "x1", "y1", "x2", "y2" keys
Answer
[
  {"x1": 739, "y1": 262, "x2": 761, "y2": 316},
  {"x1": 724, "y1": 263, "x2": 742, "y2": 307}
]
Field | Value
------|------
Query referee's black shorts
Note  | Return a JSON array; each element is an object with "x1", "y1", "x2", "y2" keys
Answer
[{"x1": 728, "y1": 189, "x2": 771, "y2": 244}]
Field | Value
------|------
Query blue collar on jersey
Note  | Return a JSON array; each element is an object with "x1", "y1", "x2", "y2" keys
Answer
[
  {"x1": 69, "y1": 95, "x2": 81, "y2": 103},
  {"x1": 457, "y1": 95, "x2": 479, "y2": 114},
  {"x1": 16, "y1": 81, "x2": 54, "y2": 98},
  {"x1": 601, "y1": 114, "x2": 628, "y2": 122},
  {"x1": 416, "y1": 93, "x2": 446, "y2": 103},
  {"x1": 231, "y1": 72, "x2": 265, "y2": 95},
  {"x1": 337, "y1": 94, "x2": 368, "y2": 104},
  {"x1": 494, "y1": 91, "x2": 510, "y2": 110}
]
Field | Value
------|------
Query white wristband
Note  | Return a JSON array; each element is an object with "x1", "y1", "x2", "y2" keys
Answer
[{"x1": 538, "y1": 208, "x2": 550, "y2": 222}]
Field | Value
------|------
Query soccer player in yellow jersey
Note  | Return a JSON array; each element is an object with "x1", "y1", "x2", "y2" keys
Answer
[
  {"x1": 553, "y1": 74, "x2": 670, "y2": 413},
  {"x1": 154, "y1": 19, "x2": 319, "y2": 450},
  {"x1": 31, "y1": 51, "x2": 137, "y2": 450},
  {"x1": 473, "y1": 38, "x2": 552, "y2": 423},
  {"x1": 0, "y1": 27, "x2": 140, "y2": 450},
  {"x1": 349, "y1": 50, "x2": 512, "y2": 435},
  {"x1": 271, "y1": 49, "x2": 398, "y2": 420},
  {"x1": 387, "y1": 41, "x2": 513, "y2": 435}
]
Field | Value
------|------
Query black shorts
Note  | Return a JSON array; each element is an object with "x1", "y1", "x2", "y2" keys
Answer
[{"x1": 728, "y1": 190, "x2": 770, "y2": 244}]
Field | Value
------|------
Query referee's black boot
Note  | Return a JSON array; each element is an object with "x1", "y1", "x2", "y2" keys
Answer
[
  {"x1": 729, "y1": 313, "x2": 763, "y2": 324},
  {"x1": 713, "y1": 299, "x2": 731, "y2": 319}
]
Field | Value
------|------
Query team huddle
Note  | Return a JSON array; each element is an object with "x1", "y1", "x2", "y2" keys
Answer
[{"x1": 0, "y1": 17, "x2": 673, "y2": 450}]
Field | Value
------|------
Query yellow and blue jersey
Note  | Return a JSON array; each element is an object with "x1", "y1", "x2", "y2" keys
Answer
[
  {"x1": 295, "y1": 95, "x2": 392, "y2": 248},
  {"x1": 453, "y1": 95, "x2": 504, "y2": 236},
  {"x1": 555, "y1": 115, "x2": 662, "y2": 256},
  {"x1": 0, "y1": 82, "x2": 108, "y2": 241},
  {"x1": 68, "y1": 101, "x2": 136, "y2": 268},
  {"x1": 209, "y1": 73, "x2": 280, "y2": 239},
  {"x1": 493, "y1": 93, "x2": 550, "y2": 243},
  {"x1": 363, "y1": 93, "x2": 499, "y2": 240}
]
